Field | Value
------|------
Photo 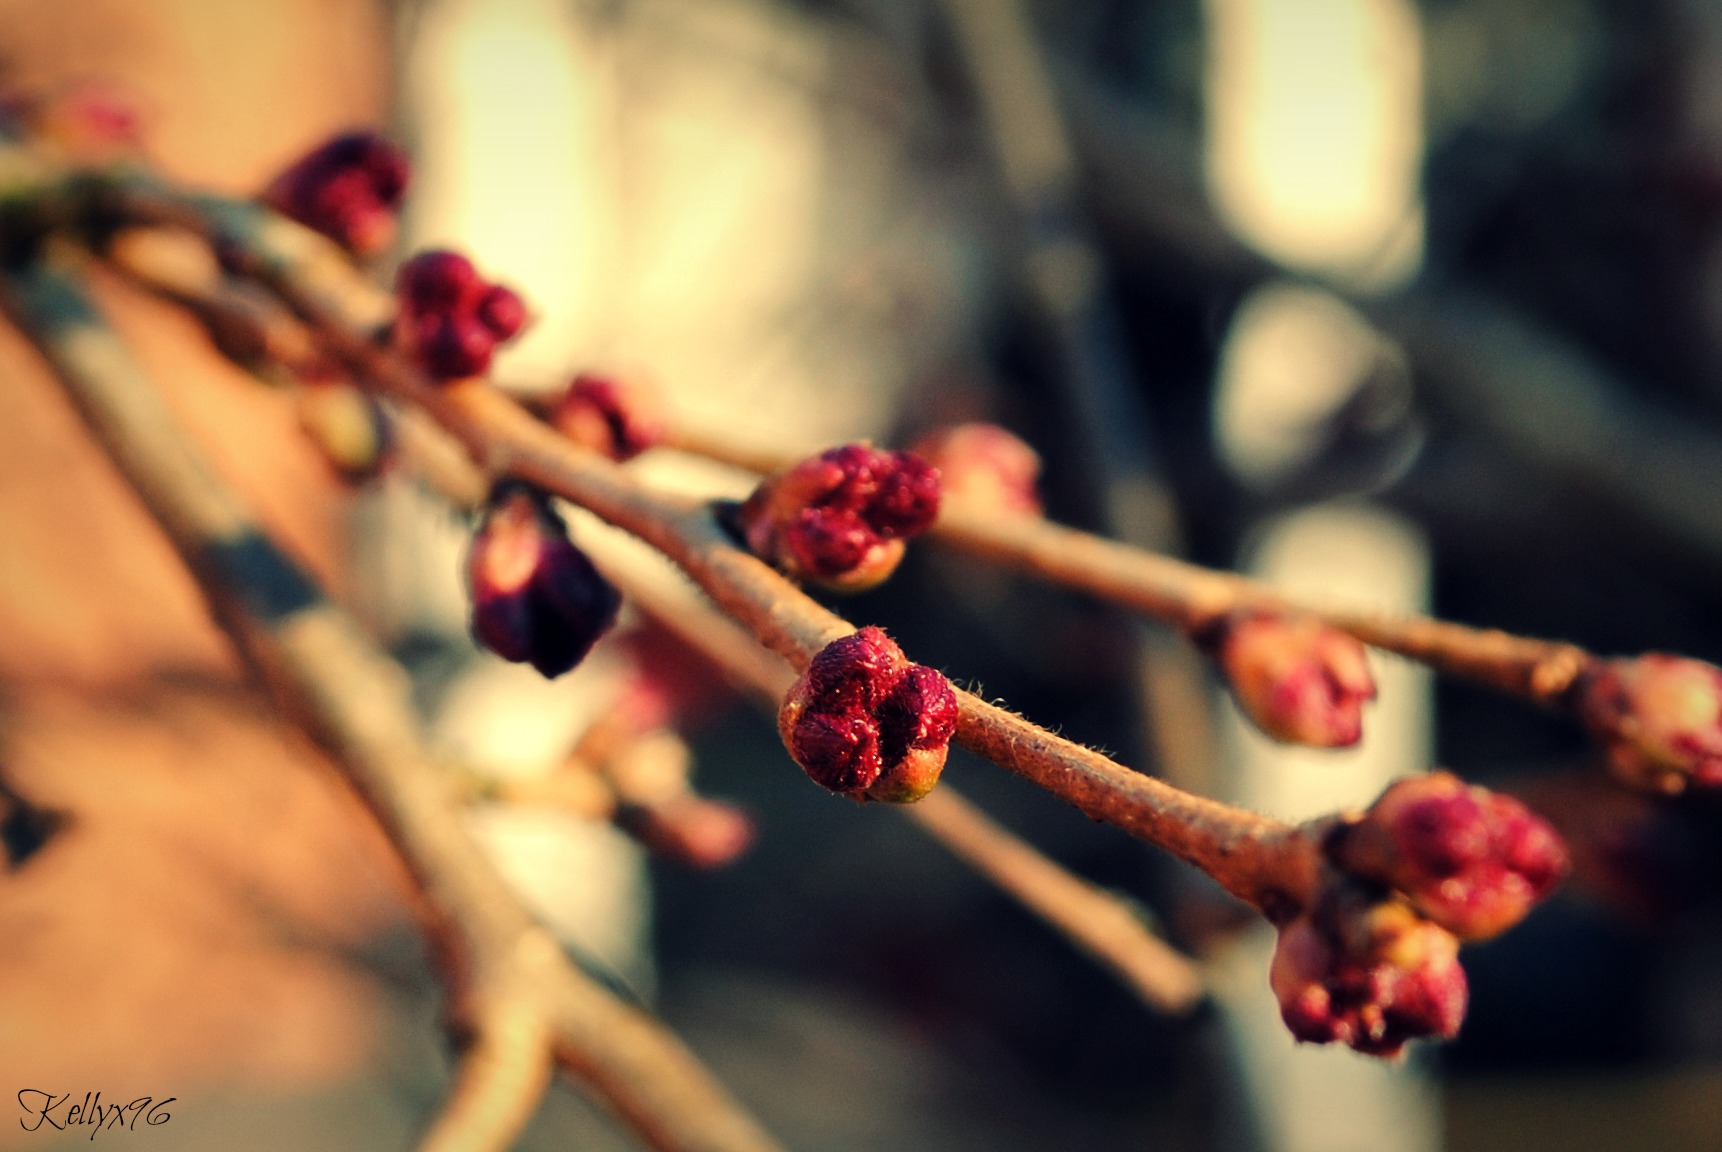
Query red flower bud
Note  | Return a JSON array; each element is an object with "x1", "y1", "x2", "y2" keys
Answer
[
  {"x1": 908, "y1": 423, "x2": 1043, "y2": 517},
  {"x1": 777, "y1": 627, "x2": 959, "y2": 802},
  {"x1": 296, "y1": 383, "x2": 392, "y2": 481},
  {"x1": 1576, "y1": 654, "x2": 1722, "y2": 793},
  {"x1": 467, "y1": 486, "x2": 620, "y2": 678},
  {"x1": 1270, "y1": 883, "x2": 1467, "y2": 1057},
  {"x1": 550, "y1": 372, "x2": 666, "y2": 461},
  {"x1": 1328, "y1": 772, "x2": 1568, "y2": 940},
  {"x1": 394, "y1": 250, "x2": 528, "y2": 381},
  {"x1": 738, "y1": 444, "x2": 942, "y2": 592},
  {"x1": 1207, "y1": 611, "x2": 1376, "y2": 747},
  {"x1": 263, "y1": 130, "x2": 411, "y2": 257}
]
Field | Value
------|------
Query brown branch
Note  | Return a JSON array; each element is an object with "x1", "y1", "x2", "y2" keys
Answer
[
  {"x1": 0, "y1": 251, "x2": 783, "y2": 1152},
  {"x1": 579, "y1": 526, "x2": 1207, "y2": 1012},
  {"x1": 664, "y1": 427, "x2": 1596, "y2": 706},
  {"x1": 417, "y1": 983, "x2": 554, "y2": 1152}
]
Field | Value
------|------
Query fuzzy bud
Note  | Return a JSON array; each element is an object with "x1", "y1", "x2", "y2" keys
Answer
[
  {"x1": 467, "y1": 486, "x2": 620, "y2": 678},
  {"x1": 1328, "y1": 772, "x2": 1567, "y2": 940},
  {"x1": 1269, "y1": 882, "x2": 1468, "y2": 1057},
  {"x1": 296, "y1": 383, "x2": 392, "y2": 481},
  {"x1": 264, "y1": 131, "x2": 411, "y2": 257},
  {"x1": 1577, "y1": 654, "x2": 1722, "y2": 793},
  {"x1": 1206, "y1": 611, "x2": 1376, "y2": 747},
  {"x1": 550, "y1": 372, "x2": 665, "y2": 461},
  {"x1": 738, "y1": 444, "x2": 941, "y2": 592},
  {"x1": 777, "y1": 627, "x2": 959, "y2": 802},
  {"x1": 394, "y1": 250, "x2": 527, "y2": 381},
  {"x1": 908, "y1": 423, "x2": 1043, "y2": 517}
]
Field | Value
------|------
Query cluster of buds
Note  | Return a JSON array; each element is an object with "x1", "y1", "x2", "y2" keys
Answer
[
  {"x1": 738, "y1": 444, "x2": 942, "y2": 592},
  {"x1": 1270, "y1": 878, "x2": 1468, "y2": 1057},
  {"x1": 549, "y1": 372, "x2": 665, "y2": 461},
  {"x1": 1575, "y1": 654, "x2": 1722, "y2": 793},
  {"x1": 467, "y1": 485, "x2": 620, "y2": 678},
  {"x1": 1326, "y1": 771, "x2": 1568, "y2": 940},
  {"x1": 907, "y1": 423, "x2": 1043, "y2": 517},
  {"x1": 777, "y1": 627, "x2": 960, "y2": 803},
  {"x1": 1201, "y1": 610, "x2": 1377, "y2": 747},
  {"x1": 295, "y1": 383, "x2": 392, "y2": 481},
  {"x1": 263, "y1": 130, "x2": 411, "y2": 258},
  {"x1": 394, "y1": 250, "x2": 527, "y2": 381}
]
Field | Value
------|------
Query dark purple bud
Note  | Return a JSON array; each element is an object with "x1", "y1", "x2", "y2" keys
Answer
[{"x1": 467, "y1": 487, "x2": 620, "y2": 678}]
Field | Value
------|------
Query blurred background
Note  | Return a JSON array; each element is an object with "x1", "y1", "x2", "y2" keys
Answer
[{"x1": 2, "y1": 0, "x2": 1722, "y2": 1149}]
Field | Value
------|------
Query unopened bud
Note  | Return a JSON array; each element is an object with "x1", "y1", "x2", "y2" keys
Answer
[
  {"x1": 394, "y1": 250, "x2": 528, "y2": 381},
  {"x1": 1577, "y1": 654, "x2": 1722, "y2": 793},
  {"x1": 550, "y1": 372, "x2": 665, "y2": 461},
  {"x1": 467, "y1": 486, "x2": 620, "y2": 678},
  {"x1": 908, "y1": 423, "x2": 1043, "y2": 516},
  {"x1": 1328, "y1": 772, "x2": 1567, "y2": 941},
  {"x1": 1207, "y1": 611, "x2": 1376, "y2": 747},
  {"x1": 738, "y1": 444, "x2": 941, "y2": 592},
  {"x1": 777, "y1": 627, "x2": 959, "y2": 802},
  {"x1": 1269, "y1": 881, "x2": 1467, "y2": 1057},
  {"x1": 263, "y1": 131, "x2": 411, "y2": 257}
]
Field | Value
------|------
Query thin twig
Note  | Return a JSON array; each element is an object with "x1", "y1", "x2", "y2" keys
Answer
[
  {"x1": 665, "y1": 427, "x2": 1596, "y2": 706},
  {"x1": 0, "y1": 250, "x2": 783, "y2": 1152}
]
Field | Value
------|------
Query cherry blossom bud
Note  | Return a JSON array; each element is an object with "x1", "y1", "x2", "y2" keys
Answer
[
  {"x1": 550, "y1": 372, "x2": 666, "y2": 461},
  {"x1": 738, "y1": 444, "x2": 942, "y2": 592},
  {"x1": 1576, "y1": 654, "x2": 1722, "y2": 793},
  {"x1": 1207, "y1": 611, "x2": 1376, "y2": 747},
  {"x1": 296, "y1": 383, "x2": 392, "y2": 481},
  {"x1": 1270, "y1": 883, "x2": 1467, "y2": 1057},
  {"x1": 1328, "y1": 772, "x2": 1568, "y2": 940},
  {"x1": 263, "y1": 130, "x2": 410, "y2": 257},
  {"x1": 777, "y1": 627, "x2": 960, "y2": 803},
  {"x1": 394, "y1": 250, "x2": 528, "y2": 381},
  {"x1": 908, "y1": 423, "x2": 1043, "y2": 516},
  {"x1": 467, "y1": 486, "x2": 620, "y2": 678}
]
